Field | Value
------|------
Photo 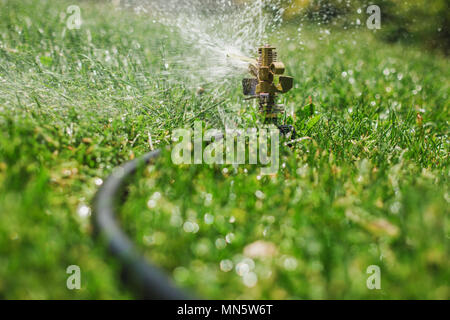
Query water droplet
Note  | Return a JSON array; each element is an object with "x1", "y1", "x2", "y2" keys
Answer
[
  {"x1": 243, "y1": 272, "x2": 258, "y2": 287},
  {"x1": 215, "y1": 238, "x2": 227, "y2": 249},
  {"x1": 390, "y1": 201, "x2": 401, "y2": 214},
  {"x1": 143, "y1": 235, "x2": 154, "y2": 245},
  {"x1": 204, "y1": 213, "x2": 214, "y2": 224},
  {"x1": 77, "y1": 204, "x2": 91, "y2": 218},
  {"x1": 183, "y1": 221, "x2": 198, "y2": 233},
  {"x1": 147, "y1": 199, "x2": 157, "y2": 209},
  {"x1": 255, "y1": 190, "x2": 265, "y2": 199},
  {"x1": 204, "y1": 193, "x2": 213, "y2": 206},
  {"x1": 94, "y1": 178, "x2": 103, "y2": 186},
  {"x1": 283, "y1": 257, "x2": 298, "y2": 271},
  {"x1": 152, "y1": 192, "x2": 161, "y2": 200},
  {"x1": 235, "y1": 262, "x2": 250, "y2": 276},
  {"x1": 220, "y1": 259, "x2": 233, "y2": 272},
  {"x1": 225, "y1": 232, "x2": 235, "y2": 243}
]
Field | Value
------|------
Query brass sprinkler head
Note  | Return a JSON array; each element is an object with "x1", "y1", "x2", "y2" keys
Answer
[{"x1": 242, "y1": 45, "x2": 293, "y2": 125}]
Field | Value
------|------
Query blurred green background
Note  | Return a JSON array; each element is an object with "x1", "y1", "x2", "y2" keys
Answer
[{"x1": 277, "y1": 0, "x2": 449, "y2": 54}]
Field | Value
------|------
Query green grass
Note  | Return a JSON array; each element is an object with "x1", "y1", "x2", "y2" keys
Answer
[{"x1": 0, "y1": 0, "x2": 448, "y2": 299}]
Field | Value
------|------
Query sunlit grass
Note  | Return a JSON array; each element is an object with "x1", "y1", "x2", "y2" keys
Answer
[{"x1": 0, "y1": 0, "x2": 448, "y2": 299}]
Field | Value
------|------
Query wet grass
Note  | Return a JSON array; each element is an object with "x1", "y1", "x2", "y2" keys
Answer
[{"x1": 0, "y1": 0, "x2": 448, "y2": 299}]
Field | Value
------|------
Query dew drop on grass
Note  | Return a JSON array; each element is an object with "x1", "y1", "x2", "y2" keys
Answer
[
  {"x1": 94, "y1": 177, "x2": 103, "y2": 186},
  {"x1": 220, "y1": 259, "x2": 233, "y2": 272},
  {"x1": 147, "y1": 192, "x2": 162, "y2": 208},
  {"x1": 243, "y1": 257, "x2": 255, "y2": 269},
  {"x1": 243, "y1": 272, "x2": 258, "y2": 287},
  {"x1": 255, "y1": 190, "x2": 265, "y2": 199},
  {"x1": 390, "y1": 201, "x2": 401, "y2": 214},
  {"x1": 235, "y1": 262, "x2": 250, "y2": 276},
  {"x1": 283, "y1": 257, "x2": 298, "y2": 271},
  {"x1": 444, "y1": 192, "x2": 450, "y2": 203},
  {"x1": 147, "y1": 199, "x2": 157, "y2": 209},
  {"x1": 215, "y1": 238, "x2": 227, "y2": 249},
  {"x1": 143, "y1": 234, "x2": 154, "y2": 246},
  {"x1": 77, "y1": 204, "x2": 91, "y2": 218},
  {"x1": 244, "y1": 240, "x2": 277, "y2": 258},
  {"x1": 183, "y1": 221, "x2": 195, "y2": 233},
  {"x1": 152, "y1": 192, "x2": 162, "y2": 202},
  {"x1": 204, "y1": 193, "x2": 213, "y2": 206},
  {"x1": 204, "y1": 213, "x2": 214, "y2": 225},
  {"x1": 225, "y1": 233, "x2": 235, "y2": 243}
]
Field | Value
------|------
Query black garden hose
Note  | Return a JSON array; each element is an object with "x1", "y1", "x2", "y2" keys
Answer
[{"x1": 93, "y1": 149, "x2": 190, "y2": 299}]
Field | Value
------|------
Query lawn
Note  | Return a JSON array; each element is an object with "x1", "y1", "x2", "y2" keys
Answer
[{"x1": 0, "y1": 0, "x2": 448, "y2": 299}]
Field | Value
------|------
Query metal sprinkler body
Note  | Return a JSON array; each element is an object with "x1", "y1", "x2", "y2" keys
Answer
[{"x1": 242, "y1": 45, "x2": 293, "y2": 128}]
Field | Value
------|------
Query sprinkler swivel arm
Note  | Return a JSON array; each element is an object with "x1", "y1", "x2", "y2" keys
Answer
[{"x1": 242, "y1": 45, "x2": 293, "y2": 126}]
